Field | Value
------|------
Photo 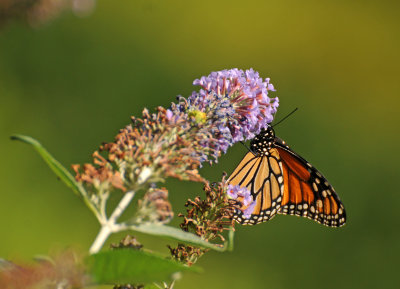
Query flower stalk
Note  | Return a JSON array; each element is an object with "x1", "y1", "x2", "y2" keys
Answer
[{"x1": 89, "y1": 190, "x2": 137, "y2": 254}]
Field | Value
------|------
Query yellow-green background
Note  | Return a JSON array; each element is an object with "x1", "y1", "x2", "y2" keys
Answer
[{"x1": 1, "y1": 1, "x2": 399, "y2": 288}]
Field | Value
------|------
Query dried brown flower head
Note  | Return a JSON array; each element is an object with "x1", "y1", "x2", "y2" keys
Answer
[
  {"x1": 135, "y1": 187, "x2": 174, "y2": 224},
  {"x1": 101, "y1": 107, "x2": 207, "y2": 188},
  {"x1": 110, "y1": 235, "x2": 143, "y2": 251},
  {"x1": 72, "y1": 151, "x2": 125, "y2": 193},
  {"x1": 169, "y1": 179, "x2": 236, "y2": 265},
  {"x1": 167, "y1": 244, "x2": 204, "y2": 267}
]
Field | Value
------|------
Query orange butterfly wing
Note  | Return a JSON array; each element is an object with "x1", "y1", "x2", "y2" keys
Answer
[
  {"x1": 227, "y1": 130, "x2": 346, "y2": 228},
  {"x1": 227, "y1": 150, "x2": 284, "y2": 225},
  {"x1": 274, "y1": 139, "x2": 346, "y2": 227}
]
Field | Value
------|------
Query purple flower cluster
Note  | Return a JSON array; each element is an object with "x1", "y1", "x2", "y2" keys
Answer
[
  {"x1": 227, "y1": 184, "x2": 256, "y2": 219},
  {"x1": 193, "y1": 68, "x2": 279, "y2": 140},
  {"x1": 168, "y1": 68, "x2": 279, "y2": 163}
]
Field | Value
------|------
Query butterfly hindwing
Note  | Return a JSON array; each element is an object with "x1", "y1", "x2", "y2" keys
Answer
[
  {"x1": 274, "y1": 138, "x2": 346, "y2": 227},
  {"x1": 227, "y1": 149, "x2": 284, "y2": 225}
]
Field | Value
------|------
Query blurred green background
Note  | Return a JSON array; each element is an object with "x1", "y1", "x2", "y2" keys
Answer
[{"x1": 1, "y1": 0, "x2": 399, "y2": 288}]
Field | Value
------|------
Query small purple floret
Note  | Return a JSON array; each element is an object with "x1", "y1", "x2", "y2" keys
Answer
[
  {"x1": 166, "y1": 109, "x2": 173, "y2": 120},
  {"x1": 227, "y1": 184, "x2": 256, "y2": 219},
  {"x1": 243, "y1": 202, "x2": 256, "y2": 219}
]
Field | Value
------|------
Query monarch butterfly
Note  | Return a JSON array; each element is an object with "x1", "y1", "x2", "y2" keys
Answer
[{"x1": 227, "y1": 126, "x2": 346, "y2": 227}]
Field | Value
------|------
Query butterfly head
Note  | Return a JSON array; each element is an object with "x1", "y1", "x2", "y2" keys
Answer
[{"x1": 250, "y1": 126, "x2": 275, "y2": 156}]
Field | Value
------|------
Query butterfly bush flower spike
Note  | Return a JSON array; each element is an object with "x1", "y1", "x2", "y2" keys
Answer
[
  {"x1": 169, "y1": 68, "x2": 279, "y2": 163},
  {"x1": 193, "y1": 68, "x2": 279, "y2": 140},
  {"x1": 69, "y1": 68, "x2": 277, "y2": 255}
]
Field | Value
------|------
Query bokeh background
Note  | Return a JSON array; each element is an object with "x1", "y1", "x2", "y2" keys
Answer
[{"x1": 1, "y1": 0, "x2": 399, "y2": 288}]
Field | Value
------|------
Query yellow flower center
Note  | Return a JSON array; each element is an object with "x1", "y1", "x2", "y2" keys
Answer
[{"x1": 188, "y1": 110, "x2": 207, "y2": 124}]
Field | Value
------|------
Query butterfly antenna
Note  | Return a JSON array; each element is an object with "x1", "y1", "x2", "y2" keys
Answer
[
  {"x1": 240, "y1": 141, "x2": 251, "y2": 152},
  {"x1": 272, "y1": 108, "x2": 298, "y2": 127},
  {"x1": 240, "y1": 141, "x2": 257, "y2": 156}
]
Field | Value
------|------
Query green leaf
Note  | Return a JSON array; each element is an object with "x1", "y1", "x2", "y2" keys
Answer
[
  {"x1": 127, "y1": 224, "x2": 229, "y2": 252},
  {"x1": 11, "y1": 134, "x2": 87, "y2": 199},
  {"x1": 87, "y1": 249, "x2": 200, "y2": 284}
]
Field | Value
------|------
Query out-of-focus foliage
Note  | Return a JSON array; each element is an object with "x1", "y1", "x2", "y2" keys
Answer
[
  {"x1": 1, "y1": 1, "x2": 399, "y2": 289},
  {"x1": 0, "y1": 250, "x2": 88, "y2": 289},
  {"x1": 0, "y1": 0, "x2": 95, "y2": 28}
]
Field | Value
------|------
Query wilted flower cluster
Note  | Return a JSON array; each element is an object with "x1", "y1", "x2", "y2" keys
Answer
[
  {"x1": 72, "y1": 151, "x2": 125, "y2": 194},
  {"x1": 134, "y1": 187, "x2": 174, "y2": 225},
  {"x1": 110, "y1": 235, "x2": 143, "y2": 251},
  {"x1": 73, "y1": 106, "x2": 210, "y2": 197},
  {"x1": 101, "y1": 107, "x2": 208, "y2": 187},
  {"x1": 168, "y1": 180, "x2": 237, "y2": 266}
]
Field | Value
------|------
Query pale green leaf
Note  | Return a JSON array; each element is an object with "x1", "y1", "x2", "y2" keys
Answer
[
  {"x1": 128, "y1": 224, "x2": 232, "y2": 252},
  {"x1": 11, "y1": 134, "x2": 87, "y2": 198}
]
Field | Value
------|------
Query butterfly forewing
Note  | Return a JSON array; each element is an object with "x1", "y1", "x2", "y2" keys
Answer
[{"x1": 227, "y1": 149, "x2": 284, "y2": 225}]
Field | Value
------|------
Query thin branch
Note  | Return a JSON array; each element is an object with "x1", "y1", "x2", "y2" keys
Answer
[
  {"x1": 89, "y1": 190, "x2": 136, "y2": 254},
  {"x1": 89, "y1": 225, "x2": 112, "y2": 254},
  {"x1": 109, "y1": 191, "x2": 136, "y2": 223}
]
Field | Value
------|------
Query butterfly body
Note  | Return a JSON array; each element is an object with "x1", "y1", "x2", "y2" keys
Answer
[{"x1": 228, "y1": 126, "x2": 346, "y2": 227}]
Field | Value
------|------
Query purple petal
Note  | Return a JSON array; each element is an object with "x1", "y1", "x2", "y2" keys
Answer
[{"x1": 243, "y1": 201, "x2": 256, "y2": 219}]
